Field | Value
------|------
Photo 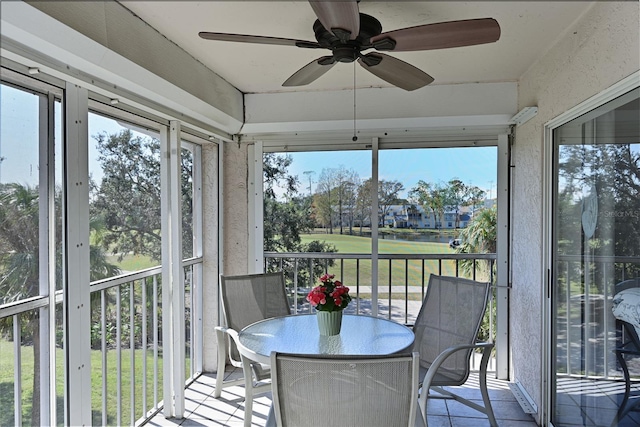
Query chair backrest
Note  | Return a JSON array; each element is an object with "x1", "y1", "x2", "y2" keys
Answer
[
  {"x1": 412, "y1": 274, "x2": 491, "y2": 385},
  {"x1": 219, "y1": 271, "x2": 291, "y2": 332},
  {"x1": 612, "y1": 279, "x2": 640, "y2": 350},
  {"x1": 270, "y1": 352, "x2": 420, "y2": 427}
]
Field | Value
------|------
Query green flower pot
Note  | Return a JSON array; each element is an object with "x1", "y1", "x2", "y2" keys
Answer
[{"x1": 316, "y1": 310, "x2": 343, "y2": 336}]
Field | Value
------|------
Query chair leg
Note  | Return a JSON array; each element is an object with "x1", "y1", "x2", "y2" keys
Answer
[
  {"x1": 611, "y1": 351, "x2": 632, "y2": 427},
  {"x1": 479, "y1": 347, "x2": 498, "y2": 427},
  {"x1": 241, "y1": 355, "x2": 255, "y2": 427},
  {"x1": 214, "y1": 329, "x2": 227, "y2": 398}
]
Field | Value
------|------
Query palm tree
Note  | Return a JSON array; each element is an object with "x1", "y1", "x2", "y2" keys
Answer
[
  {"x1": 0, "y1": 183, "x2": 119, "y2": 425},
  {"x1": 456, "y1": 205, "x2": 497, "y2": 343},
  {"x1": 456, "y1": 205, "x2": 497, "y2": 279}
]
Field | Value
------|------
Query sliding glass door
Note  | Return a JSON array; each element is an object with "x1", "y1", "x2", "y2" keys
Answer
[{"x1": 551, "y1": 88, "x2": 640, "y2": 426}]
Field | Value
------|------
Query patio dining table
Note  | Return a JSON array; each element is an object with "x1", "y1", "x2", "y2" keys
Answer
[{"x1": 236, "y1": 313, "x2": 415, "y2": 365}]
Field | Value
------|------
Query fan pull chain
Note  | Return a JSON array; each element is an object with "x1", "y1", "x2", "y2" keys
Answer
[{"x1": 352, "y1": 62, "x2": 358, "y2": 142}]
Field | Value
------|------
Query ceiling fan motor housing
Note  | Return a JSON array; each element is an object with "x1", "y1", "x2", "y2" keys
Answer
[{"x1": 313, "y1": 13, "x2": 385, "y2": 63}]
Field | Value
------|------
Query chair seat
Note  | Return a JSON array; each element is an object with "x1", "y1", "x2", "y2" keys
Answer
[
  {"x1": 250, "y1": 361, "x2": 271, "y2": 382},
  {"x1": 419, "y1": 364, "x2": 467, "y2": 387}
]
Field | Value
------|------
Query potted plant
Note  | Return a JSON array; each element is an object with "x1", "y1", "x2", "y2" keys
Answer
[{"x1": 306, "y1": 274, "x2": 352, "y2": 335}]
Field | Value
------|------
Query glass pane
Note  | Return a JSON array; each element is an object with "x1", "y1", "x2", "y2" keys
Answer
[
  {"x1": 263, "y1": 150, "x2": 371, "y2": 314},
  {"x1": 0, "y1": 310, "x2": 42, "y2": 426},
  {"x1": 0, "y1": 84, "x2": 41, "y2": 302},
  {"x1": 55, "y1": 301, "x2": 64, "y2": 426},
  {"x1": 55, "y1": 100, "x2": 63, "y2": 292},
  {"x1": 87, "y1": 112, "x2": 164, "y2": 424},
  {"x1": 0, "y1": 83, "x2": 62, "y2": 425},
  {"x1": 181, "y1": 146, "x2": 194, "y2": 259},
  {"x1": 552, "y1": 91, "x2": 640, "y2": 426},
  {"x1": 88, "y1": 112, "x2": 161, "y2": 274},
  {"x1": 378, "y1": 146, "x2": 497, "y2": 323}
]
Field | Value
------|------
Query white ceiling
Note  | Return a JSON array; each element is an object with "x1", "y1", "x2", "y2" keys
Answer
[{"x1": 119, "y1": 1, "x2": 595, "y2": 95}]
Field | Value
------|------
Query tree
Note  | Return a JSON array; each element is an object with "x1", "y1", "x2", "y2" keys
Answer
[
  {"x1": 315, "y1": 169, "x2": 337, "y2": 233},
  {"x1": 354, "y1": 178, "x2": 372, "y2": 234},
  {"x1": 556, "y1": 142, "x2": 640, "y2": 283},
  {"x1": 466, "y1": 185, "x2": 487, "y2": 213},
  {"x1": 90, "y1": 130, "x2": 194, "y2": 262},
  {"x1": 456, "y1": 205, "x2": 497, "y2": 343},
  {"x1": 314, "y1": 166, "x2": 359, "y2": 234},
  {"x1": 262, "y1": 154, "x2": 337, "y2": 286},
  {"x1": 443, "y1": 178, "x2": 466, "y2": 228},
  {"x1": 408, "y1": 180, "x2": 446, "y2": 228},
  {"x1": 263, "y1": 153, "x2": 310, "y2": 252},
  {"x1": 378, "y1": 179, "x2": 404, "y2": 227},
  {"x1": 334, "y1": 167, "x2": 359, "y2": 235},
  {"x1": 458, "y1": 206, "x2": 497, "y2": 256}
]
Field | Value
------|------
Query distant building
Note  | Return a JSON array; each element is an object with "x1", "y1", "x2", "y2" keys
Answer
[{"x1": 382, "y1": 204, "x2": 475, "y2": 229}]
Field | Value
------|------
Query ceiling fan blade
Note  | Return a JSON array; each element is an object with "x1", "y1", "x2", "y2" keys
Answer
[
  {"x1": 309, "y1": 0, "x2": 359, "y2": 41},
  {"x1": 358, "y1": 53, "x2": 434, "y2": 91},
  {"x1": 370, "y1": 18, "x2": 500, "y2": 52},
  {"x1": 283, "y1": 56, "x2": 336, "y2": 87},
  {"x1": 199, "y1": 32, "x2": 321, "y2": 49}
]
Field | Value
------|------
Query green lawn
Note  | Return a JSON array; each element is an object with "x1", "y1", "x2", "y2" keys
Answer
[
  {"x1": 297, "y1": 233, "x2": 488, "y2": 296},
  {"x1": 0, "y1": 339, "x2": 177, "y2": 426},
  {"x1": 106, "y1": 254, "x2": 157, "y2": 272}
]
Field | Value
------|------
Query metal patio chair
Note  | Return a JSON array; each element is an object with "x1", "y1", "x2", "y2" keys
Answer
[
  {"x1": 610, "y1": 278, "x2": 640, "y2": 427},
  {"x1": 215, "y1": 271, "x2": 291, "y2": 427},
  {"x1": 412, "y1": 274, "x2": 497, "y2": 426},
  {"x1": 266, "y1": 352, "x2": 425, "y2": 427}
]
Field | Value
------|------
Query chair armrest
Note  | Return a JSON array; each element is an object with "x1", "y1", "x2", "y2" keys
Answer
[
  {"x1": 215, "y1": 325, "x2": 243, "y2": 366},
  {"x1": 616, "y1": 342, "x2": 640, "y2": 356},
  {"x1": 216, "y1": 326, "x2": 271, "y2": 381},
  {"x1": 418, "y1": 341, "x2": 494, "y2": 408}
]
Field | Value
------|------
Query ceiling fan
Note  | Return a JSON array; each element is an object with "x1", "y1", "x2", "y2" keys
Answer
[{"x1": 199, "y1": 1, "x2": 500, "y2": 91}]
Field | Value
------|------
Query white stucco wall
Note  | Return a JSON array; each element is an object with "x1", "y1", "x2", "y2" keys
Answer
[{"x1": 512, "y1": 1, "x2": 639, "y2": 421}]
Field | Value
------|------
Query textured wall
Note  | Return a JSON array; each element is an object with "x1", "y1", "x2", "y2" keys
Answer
[
  {"x1": 512, "y1": 1, "x2": 639, "y2": 420},
  {"x1": 223, "y1": 141, "x2": 250, "y2": 276}
]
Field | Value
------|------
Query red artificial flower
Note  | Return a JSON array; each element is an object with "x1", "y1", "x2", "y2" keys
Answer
[{"x1": 306, "y1": 274, "x2": 353, "y2": 312}]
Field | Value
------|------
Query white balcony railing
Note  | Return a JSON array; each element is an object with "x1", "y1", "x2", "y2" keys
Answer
[
  {"x1": 264, "y1": 251, "x2": 497, "y2": 371},
  {"x1": 0, "y1": 258, "x2": 202, "y2": 427}
]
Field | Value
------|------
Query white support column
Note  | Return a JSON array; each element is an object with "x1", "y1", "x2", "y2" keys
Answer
[
  {"x1": 218, "y1": 141, "x2": 228, "y2": 280},
  {"x1": 247, "y1": 141, "x2": 264, "y2": 273},
  {"x1": 370, "y1": 137, "x2": 379, "y2": 317},
  {"x1": 160, "y1": 125, "x2": 173, "y2": 417},
  {"x1": 170, "y1": 121, "x2": 185, "y2": 416},
  {"x1": 161, "y1": 121, "x2": 185, "y2": 417},
  {"x1": 496, "y1": 133, "x2": 510, "y2": 380},
  {"x1": 38, "y1": 92, "x2": 56, "y2": 426},
  {"x1": 192, "y1": 143, "x2": 204, "y2": 374},
  {"x1": 63, "y1": 82, "x2": 92, "y2": 426}
]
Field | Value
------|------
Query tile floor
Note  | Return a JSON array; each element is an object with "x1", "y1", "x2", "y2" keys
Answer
[
  {"x1": 145, "y1": 368, "x2": 539, "y2": 427},
  {"x1": 554, "y1": 376, "x2": 640, "y2": 427}
]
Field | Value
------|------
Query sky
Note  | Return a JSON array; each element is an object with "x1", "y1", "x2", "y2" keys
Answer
[
  {"x1": 0, "y1": 83, "x2": 154, "y2": 187},
  {"x1": 2, "y1": 83, "x2": 497, "y2": 199},
  {"x1": 281, "y1": 146, "x2": 498, "y2": 200}
]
